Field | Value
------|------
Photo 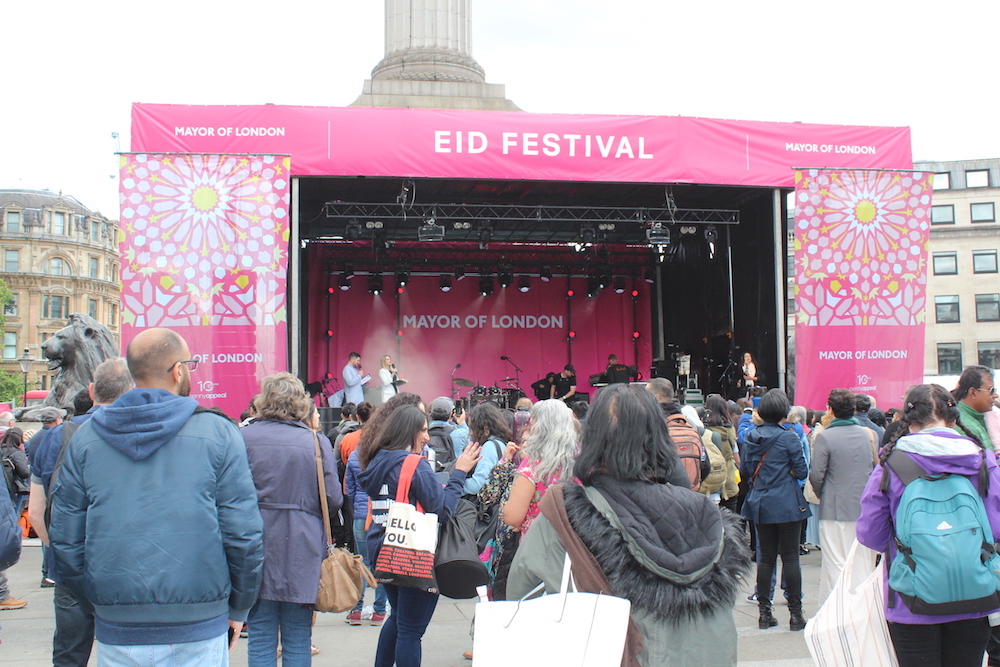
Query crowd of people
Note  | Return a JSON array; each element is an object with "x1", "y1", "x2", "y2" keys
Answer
[{"x1": 1, "y1": 329, "x2": 1000, "y2": 667}]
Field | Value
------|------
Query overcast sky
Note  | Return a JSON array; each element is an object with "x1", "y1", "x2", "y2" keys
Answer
[{"x1": 4, "y1": 0, "x2": 999, "y2": 217}]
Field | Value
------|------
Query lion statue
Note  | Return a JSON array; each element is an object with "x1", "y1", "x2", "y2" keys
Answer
[{"x1": 40, "y1": 313, "x2": 120, "y2": 408}]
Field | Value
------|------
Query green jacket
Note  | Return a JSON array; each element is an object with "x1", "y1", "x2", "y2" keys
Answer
[{"x1": 959, "y1": 401, "x2": 994, "y2": 450}]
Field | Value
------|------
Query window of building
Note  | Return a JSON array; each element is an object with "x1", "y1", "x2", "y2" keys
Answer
[
  {"x1": 109, "y1": 303, "x2": 118, "y2": 327},
  {"x1": 46, "y1": 257, "x2": 66, "y2": 276},
  {"x1": 2, "y1": 332, "x2": 15, "y2": 360},
  {"x1": 980, "y1": 342, "x2": 1000, "y2": 370},
  {"x1": 935, "y1": 295, "x2": 960, "y2": 323},
  {"x1": 90, "y1": 220, "x2": 100, "y2": 242},
  {"x1": 966, "y1": 170, "x2": 991, "y2": 188},
  {"x1": 974, "y1": 250, "x2": 999, "y2": 274},
  {"x1": 50, "y1": 211, "x2": 66, "y2": 235},
  {"x1": 4, "y1": 294, "x2": 17, "y2": 317},
  {"x1": 971, "y1": 203, "x2": 996, "y2": 223},
  {"x1": 933, "y1": 252, "x2": 958, "y2": 275},
  {"x1": 931, "y1": 205, "x2": 955, "y2": 225},
  {"x1": 5, "y1": 211, "x2": 20, "y2": 233},
  {"x1": 938, "y1": 343, "x2": 963, "y2": 375},
  {"x1": 976, "y1": 293, "x2": 1000, "y2": 322},
  {"x1": 4, "y1": 249, "x2": 18, "y2": 273},
  {"x1": 89, "y1": 257, "x2": 99, "y2": 279},
  {"x1": 932, "y1": 172, "x2": 951, "y2": 190},
  {"x1": 42, "y1": 295, "x2": 69, "y2": 319},
  {"x1": 88, "y1": 299, "x2": 98, "y2": 319}
]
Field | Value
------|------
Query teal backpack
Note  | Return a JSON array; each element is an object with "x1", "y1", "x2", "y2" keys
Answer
[{"x1": 886, "y1": 450, "x2": 1000, "y2": 615}]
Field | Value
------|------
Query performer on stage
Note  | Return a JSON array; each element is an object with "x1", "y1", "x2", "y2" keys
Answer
[
  {"x1": 741, "y1": 351, "x2": 758, "y2": 398},
  {"x1": 605, "y1": 354, "x2": 636, "y2": 385},
  {"x1": 342, "y1": 352, "x2": 370, "y2": 405},
  {"x1": 553, "y1": 364, "x2": 577, "y2": 402},
  {"x1": 379, "y1": 355, "x2": 406, "y2": 404},
  {"x1": 531, "y1": 372, "x2": 557, "y2": 402}
]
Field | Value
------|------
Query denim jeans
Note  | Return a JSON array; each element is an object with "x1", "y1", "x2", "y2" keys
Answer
[
  {"x1": 375, "y1": 584, "x2": 439, "y2": 667},
  {"x1": 353, "y1": 518, "x2": 388, "y2": 613},
  {"x1": 889, "y1": 617, "x2": 990, "y2": 667},
  {"x1": 96, "y1": 633, "x2": 227, "y2": 667},
  {"x1": 53, "y1": 583, "x2": 95, "y2": 667},
  {"x1": 755, "y1": 520, "x2": 803, "y2": 609},
  {"x1": 247, "y1": 599, "x2": 313, "y2": 667}
]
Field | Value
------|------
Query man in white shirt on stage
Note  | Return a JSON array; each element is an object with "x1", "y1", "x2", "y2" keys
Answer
[{"x1": 342, "y1": 352, "x2": 370, "y2": 405}]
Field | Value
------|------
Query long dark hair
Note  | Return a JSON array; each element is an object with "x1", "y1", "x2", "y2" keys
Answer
[
  {"x1": 0, "y1": 427, "x2": 23, "y2": 450},
  {"x1": 469, "y1": 402, "x2": 511, "y2": 445},
  {"x1": 703, "y1": 394, "x2": 732, "y2": 428},
  {"x1": 371, "y1": 406, "x2": 428, "y2": 456},
  {"x1": 358, "y1": 392, "x2": 422, "y2": 469},
  {"x1": 574, "y1": 384, "x2": 678, "y2": 485}
]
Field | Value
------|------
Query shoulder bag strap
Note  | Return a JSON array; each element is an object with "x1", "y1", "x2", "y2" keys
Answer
[
  {"x1": 314, "y1": 431, "x2": 333, "y2": 547},
  {"x1": 866, "y1": 427, "x2": 878, "y2": 463},
  {"x1": 396, "y1": 454, "x2": 423, "y2": 512}
]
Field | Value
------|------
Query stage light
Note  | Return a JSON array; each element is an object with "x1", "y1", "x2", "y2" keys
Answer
[
  {"x1": 344, "y1": 264, "x2": 355, "y2": 279},
  {"x1": 325, "y1": 372, "x2": 334, "y2": 379},
  {"x1": 598, "y1": 269, "x2": 611, "y2": 290},
  {"x1": 397, "y1": 286, "x2": 405, "y2": 294},
  {"x1": 338, "y1": 275, "x2": 351, "y2": 291},
  {"x1": 395, "y1": 265, "x2": 410, "y2": 286},
  {"x1": 568, "y1": 331, "x2": 576, "y2": 339},
  {"x1": 454, "y1": 266, "x2": 465, "y2": 280},
  {"x1": 632, "y1": 331, "x2": 641, "y2": 339},
  {"x1": 498, "y1": 264, "x2": 513, "y2": 288},
  {"x1": 580, "y1": 225, "x2": 596, "y2": 244},
  {"x1": 518, "y1": 276, "x2": 531, "y2": 293},
  {"x1": 631, "y1": 289, "x2": 639, "y2": 298},
  {"x1": 540, "y1": 266, "x2": 552, "y2": 282},
  {"x1": 613, "y1": 277, "x2": 626, "y2": 294},
  {"x1": 345, "y1": 219, "x2": 362, "y2": 240},
  {"x1": 566, "y1": 289, "x2": 575, "y2": 298},
  {"x1": 327, "y1": 286, "x2": 335, "y2": 295},
  {"x1": 325, "y1": 329, "x2": 335, "y2": 338},
  {"x1": 646, "y1": 221, "x2": 670, "y2": 244},
  {"x1": 439, "y1": 275, "x2": 453, "y2": 292},
  {"x1": 479, "y1": 226, "x2": 492, "y2": 250},
  {"x1": 643, "y1": 266, "x2": 655, "y2": 284},
  {"x1": 369, "y1": 274, "x2": 384, "y2": 295},
  {"x1": 479, "y1": 276, "x2": 494, "y2": 296},
  {"x1": 587, "y1": 276, "x2": 600, "y2": 298},
  {"x1": 418, "y1": 219, "x2": 445, "y2": 242},
  {"x1": 704, "y1": 225, "x2": 718, "y2": 243},
  {"x1": 397, "y1": 329, "x2": 403, "y2": 337}
]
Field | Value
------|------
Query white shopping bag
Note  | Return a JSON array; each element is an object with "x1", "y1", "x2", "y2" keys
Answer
[
  {"x1": 805, "y1": 540, "x2": 898, "y2": 667},
  {"x1": 473, "y1": 553, "x2": 631, "y2": 667}
]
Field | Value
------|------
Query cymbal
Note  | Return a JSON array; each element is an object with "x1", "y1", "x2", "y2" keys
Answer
[
  {"x1": 500, "y1": 378, "x2": 517, "y2": 383},
  {"x1": 452, "y1": 378, "x2": 474, "y2": 387}
]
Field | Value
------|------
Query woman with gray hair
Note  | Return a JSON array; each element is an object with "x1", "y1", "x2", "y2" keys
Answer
[{"x1": 241, "y1": 372, "x2": 343, "y2": 666}]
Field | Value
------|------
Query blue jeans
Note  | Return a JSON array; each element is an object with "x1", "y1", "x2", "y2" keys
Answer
[
  {"x1": 53, "y1": 582, "x2": 95, "y2": 667},
  {"x1": 353, "y1": 519, "x2": 388, "y2": 613},
  {"x1": 247, "y1": 599, "x2": 313, "y2": 667},
  {"x1": 375, "y1": 585, "x2": 439, "y2": 667},
  {"x1": 96, "y1": 633, "x2": 227, "y2": 666}
]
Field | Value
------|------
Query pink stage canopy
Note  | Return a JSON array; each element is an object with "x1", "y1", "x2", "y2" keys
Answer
[{"x1": 132, "y1": 104, "x2": 913, "y2": 186}]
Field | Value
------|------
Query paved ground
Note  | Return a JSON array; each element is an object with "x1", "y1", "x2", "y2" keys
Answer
[{"x1": 0, "y1": 539, "x2": 820, "y2": 666}]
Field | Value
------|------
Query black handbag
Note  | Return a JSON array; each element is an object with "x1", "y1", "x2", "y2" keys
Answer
[
  {"x1": 0, "y1": 481, "x2": 21, "y2": 571},
  {"x1": 434, "y1": 499, "x2": 489, "y2": 599}
]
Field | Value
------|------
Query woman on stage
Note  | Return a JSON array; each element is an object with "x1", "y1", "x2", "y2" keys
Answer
[
  {"x1": 741, "y1": 352, "x2": 758, "y2": 398},
  {"x1": 379, "y1": 355, "x2": 406, "y2": 404}
]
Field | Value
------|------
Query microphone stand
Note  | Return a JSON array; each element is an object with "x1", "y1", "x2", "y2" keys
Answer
[
  {"x1": 451, "y1": 364, "x2": 461, "y2": 401},
  {"x1": 502, "y1": 356, "x2": 522, "y2": 395}
]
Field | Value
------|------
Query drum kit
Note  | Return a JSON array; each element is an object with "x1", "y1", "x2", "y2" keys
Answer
[{"x1": 452, "y1": 376, "x2": 525, "y2": 410}]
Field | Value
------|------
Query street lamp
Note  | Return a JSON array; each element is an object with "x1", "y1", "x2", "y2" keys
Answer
[{"x1": 17, "y1": 348, "x2": 32, "y2": 409}]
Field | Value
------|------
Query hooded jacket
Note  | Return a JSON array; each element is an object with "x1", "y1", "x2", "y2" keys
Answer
[
  {"x1": 740, "y1": 423, "x2": 810, "y2": 524},
  {"x1": 49, "y1": 388, "x2": 264, "y2": 646},
  {"x1": 508, "y1": 476, "x2": 750, "y2": 666},
  {"x1": 857, "y1": 427, "x2": 1000, "y2": 624}
]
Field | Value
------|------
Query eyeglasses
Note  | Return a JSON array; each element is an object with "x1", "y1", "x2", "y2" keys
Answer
[
  {"x1": 976, "y1": 385, "x2": 997, "y2": 396},
  {"x1": 168, "y1": 359, "x2": 199, "y2": 373}
]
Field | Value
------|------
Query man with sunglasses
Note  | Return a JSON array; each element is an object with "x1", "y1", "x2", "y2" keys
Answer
[
  {"x1": 49, "y1": 328, "x2": 263, "y2": 666},
  {"x1": 954, "y1": 364, "x2": 997, "y2": 451}
]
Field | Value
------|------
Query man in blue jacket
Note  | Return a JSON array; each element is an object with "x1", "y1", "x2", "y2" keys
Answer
[{"x1": 49, "y1": 328, "x2": 264, "y2": 665}]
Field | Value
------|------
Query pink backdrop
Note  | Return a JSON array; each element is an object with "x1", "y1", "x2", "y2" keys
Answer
[
  {"x1": 118, "y1": 154, "x2": 290, "y2": 418},
  {"x1": 793, "y1": 169, "x2": 932, "y2": 409},
  {"x1": 306, "y1": 264, "x2": 652, "y2": 403},
  {"x1": 132, "y1": 104, "x2": 913, "y2": 186}
]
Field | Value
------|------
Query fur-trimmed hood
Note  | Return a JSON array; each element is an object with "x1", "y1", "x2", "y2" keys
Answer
[{"x1": 563, "y1": 476, "x2": 750, "y2": 624}]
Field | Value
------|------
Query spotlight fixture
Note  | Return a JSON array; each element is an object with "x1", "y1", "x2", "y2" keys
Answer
[
  {"x1": 365, "y1": 220, "x2": 384, "y2": 229},
  {"x1": 704, "y1": 225, "x2": 718, "y2": 243},
  {"x1": 498, "y1": 264, "x2": 513, "y2": 289},
  {"x1": 368, "y1": 273, "x2": 384, "y2": 296},
  {"x1": 439, "y1": 275, "x2": 453, "y2": 292},
  {"x1": 343, "y1": 264, "x2": 355, "y2": 279},
  {"x1": 394, "y1": 265, "x2": 411, "y2": 286},
  {"x1": 587, "y1": 276, "x2": 600, "y2": 298},
  {"x1": 479, "y1": 275, "x2": 494, "y2": 297},
  {"x1": 417, "y1": 218, "x2": 445, "y2": 242},
  {"x1": 478, "y1": 225, "x2": 492, "y2": 250},
  {"x1": 338, "y1": 275, "x2": 351, "y2": 291},
  {"x1": 345, "y1": 219, "x2": 362, "y2": 241},
  {"x1": 518, "y1": 276, "x2": 531, "y2": 293},
  {"x1": 452, "y1": 221, "x2": 472, "y2": 230},
  {"x1": 613, "y1": 277, "x2": 626, "y2": 294},
  {"x1": 580, "y1": 225, "x2": 596, "y2": 245},
  {"x1": 643, "y1": 266, "x2": 655, "y2": 284},
  {"x1": 597, "y1": 268, "x2": 611, "y2": 290},
  {"x1": 597, "y1": 222, "x2": 617, "y2": 231},
  {"x1": 540, "y1": 266, "x2": 552, "y2": 282},
  {"x1": 454, "y1": 266, "x2": 466, "y2": 281},
  {"x1": 645, "y1": 221, "x2": 670, "y2": 244}
]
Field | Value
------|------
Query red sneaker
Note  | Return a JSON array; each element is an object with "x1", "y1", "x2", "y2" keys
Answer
[
  {"x1": 345, "y1": 610, "x2": 364, "y2": 625},
  {"x1": 370, "y1": 612, "x2": 386, "y2": 626}
]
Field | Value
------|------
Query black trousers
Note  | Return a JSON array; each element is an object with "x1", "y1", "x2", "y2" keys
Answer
[
  {"x1": 755, "y1": 520, "x2": 802, "y2": 608},
  {"x1": 889, "y1": 617, "x2": 990, "y2": 667},
  {"x1": 53, "y1": 583, "x2": 94, "y2": 667}
]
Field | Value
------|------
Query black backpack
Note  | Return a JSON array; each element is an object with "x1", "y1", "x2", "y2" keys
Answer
[{"x1": 427, "y1": 423, "x2": 456, "y2": 471}]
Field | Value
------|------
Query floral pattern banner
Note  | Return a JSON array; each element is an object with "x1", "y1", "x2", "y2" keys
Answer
[
  {"x1": 119, "y1": 154, "x2": 290, "y2": 417},
  {"x1": 793, "y1": 169, "x2": 932, "y2": 408}
]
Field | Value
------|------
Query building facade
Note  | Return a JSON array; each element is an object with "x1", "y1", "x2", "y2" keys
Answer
[
  {"x1": 915, "y1": 159, "x2": 1000, "y2": 375},
  {"x1": 1, "y1": 189, "x2": 120, "y2": 397}
]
